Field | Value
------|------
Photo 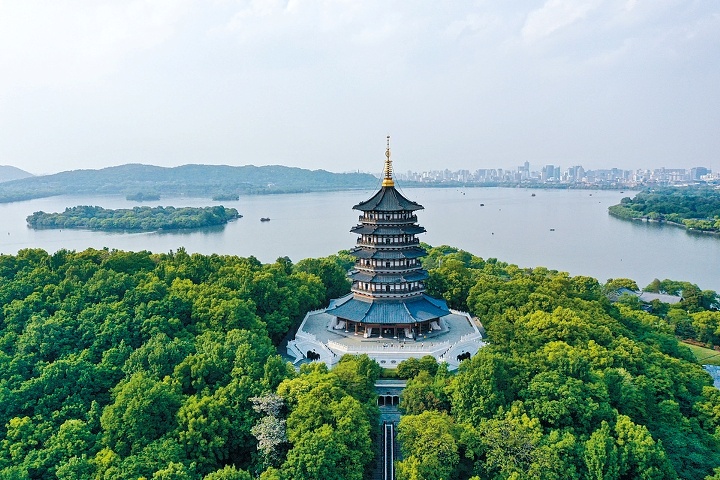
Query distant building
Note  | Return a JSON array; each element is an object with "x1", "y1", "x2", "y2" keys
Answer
[
  {"x1": 607, "y1": 287, "x2": 683, "y2": 311},
  {"x1": 691, "y1": 167, "x2": 710, "y2": 181},
  {"x1": 652, "y1": 168, "x2": 688, "y2": 184},
  {"x1": 542, "y1": 164, "x2": 556, "y2": 182}
]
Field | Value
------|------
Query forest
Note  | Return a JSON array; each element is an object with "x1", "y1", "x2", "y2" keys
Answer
[
  {"x1": 609, "y1": 187, "x2": 720, "y2": 233},
  {"x1": 0, "y1": 246, "x2": 719, "y2": 479},
  {"x1": 26, "y1": 206, "x2": 240, "y2": 232}
]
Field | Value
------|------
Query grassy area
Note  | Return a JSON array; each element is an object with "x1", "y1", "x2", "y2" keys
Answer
[
  {"x1": 682, "y1": 342, "x2": 720, "y2": 366},
  {"x1": 378, "y1": 367, "x2": 399, "y2": 379}
]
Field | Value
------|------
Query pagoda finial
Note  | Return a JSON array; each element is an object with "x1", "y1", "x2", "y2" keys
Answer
[{"x1": 382, "y1": 135, "x2": 394, "y2": 187}]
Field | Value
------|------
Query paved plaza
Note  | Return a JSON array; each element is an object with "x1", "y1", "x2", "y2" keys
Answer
[{"x1": 288, "y1": 308, "x2": 485, "y2": 370}]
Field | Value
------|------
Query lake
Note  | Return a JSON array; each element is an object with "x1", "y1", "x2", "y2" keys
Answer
[{"x1": 1, "y1": 187, "x2": 718, "y2": 292}]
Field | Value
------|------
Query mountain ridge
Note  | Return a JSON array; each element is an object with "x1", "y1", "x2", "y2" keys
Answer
[
  {"x1": 0, "y1": 165, "x2": 33, "y2": 183},
  {"x1": 0, "y1": 163, "x2": 380, "y2": 203}
]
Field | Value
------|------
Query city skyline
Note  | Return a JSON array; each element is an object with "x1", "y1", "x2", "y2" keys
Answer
[
  {"x1": 2, "y1": 158, "x2": 716, "y2": 185},
  {"x1": 391, "y1": 163, "x2": 717, "y2": 186}
]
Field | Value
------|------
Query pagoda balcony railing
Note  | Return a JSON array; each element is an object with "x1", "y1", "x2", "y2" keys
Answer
[
  {"x1": 354, "y1": 265, "x2": 423, "y2": 273},
  {"x1": 351, "y1": 286, "x2": 426, "y2": 298},
  {"x1": 359, "y1": 215, "x2": 418, "y2": 224},
  {"x1": 327, "y1": 340, "x2": 450, "y2": 353},
  {"x1": 355, "y1": 238, "x2": 420, "y2": 248}
]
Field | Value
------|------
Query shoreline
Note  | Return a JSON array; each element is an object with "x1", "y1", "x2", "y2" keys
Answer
[
  {"x1": 609, "y1": 212, "x2": 720, "y2": 237},
  {"x1": 0, "y1": 183, "x2": 639, "y2": 205}
]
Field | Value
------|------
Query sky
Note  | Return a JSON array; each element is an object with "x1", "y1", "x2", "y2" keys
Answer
[{"x1": 0, "y1": 0, "x2": 718, "y2": 176}]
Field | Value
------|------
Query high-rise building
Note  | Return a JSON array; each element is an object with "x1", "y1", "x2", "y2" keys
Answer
[
  {"x1": 691, "y1": 167, "x2": 710, "y2": 181},
  {"x1": 542, "y1": 164, "x2": 556, "y2": 182}
]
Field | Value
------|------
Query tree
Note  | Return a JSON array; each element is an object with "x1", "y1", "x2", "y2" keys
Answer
[
  {"x1": 278, "y1": 360, "x2": 375, "y2": 479},
  {"x1": 605, "y1": 278, "x2": 639, "y2": 294},
  {"x1": 692, "y1": 311, "x2": 720, "y2": 346},
  {"x1": 250, "y1": 394, "x2": 287, "y2": 469},
  {"x1": 426, "y1": 258, "x2": 475, "y2": 310},
  {"x1": 584, "y1": 421, "x2": 619, "y2": 480},
  {"x1": 152, "y1": 461, "x2": 196, "y2": 479},
  {"x1": 450, "y1": 350, "x2": 513, "y2": 425},
  {"x1": 332, "y1": 354, "x2": 381, "y2": 404},
  {"x1": 203, "y1": 465, "x2": 252, "y2": 480},
  {"x1": 100, "y1": 373, "x2": 182, "y2": 457},
  {"x1": 282, "y1": 424, "x2": 348, "y2": 480},
  {"x1": 123, "y1": 333, "x2": 194, "y2": 380},
  {"x1": 471, "y1": 406, "x2": 578, "y2": 480},
  {"x1": 294, "y1": 257, "x2": 351, "y2": 303},
  {"x1": 614, "y1": 415, "x2": 675, "y2": 479},
  {"x1": 396, "y1": 357, "x2": 421, "y2": 379},
  {"x1": 396, "y1": 411, "x2": 460, "y2": 480},
  {"x1": 400, "y1": 370, "x2": 449, "y2": 414},
  {"x1": 521, "y1": 370, "x2": 607, "y2": 431}
]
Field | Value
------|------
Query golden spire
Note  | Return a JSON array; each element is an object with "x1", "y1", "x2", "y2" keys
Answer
[{"x1": 382, "y1": 135, "x2": 394, "y2": 187}]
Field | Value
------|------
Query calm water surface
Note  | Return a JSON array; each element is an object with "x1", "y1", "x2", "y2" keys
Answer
[{"x1": 0, "y1": 188, "x2": 718, "y2": 292}]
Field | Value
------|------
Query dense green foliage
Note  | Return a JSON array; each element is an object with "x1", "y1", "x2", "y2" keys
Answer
[
  {"x1": 26, "y1": 206, "x2": 240, "y2": 232},
  {"x1": 0, "y1": 248, "x2": 360, "y2": 479},
  {"x1": 609, "y1": 187, "x2": 720, "y2": 233},
  {"x1": 3, "y1": 243, "x2": 720, "y2": 479},
  {"x1": 402, "y1": 245, "x2": 720, "y2": 480},
  {"x1": 0, "y1": 164, "x2": 378, "y2": 203},
  {"x1": 212, "y1": 194, "x2": 240, "y2": 201}
]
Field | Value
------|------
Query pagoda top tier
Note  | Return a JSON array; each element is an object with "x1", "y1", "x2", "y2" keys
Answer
[
  {"x1": 353, "y1": 136, "x2": 424, "y2": 212},
  {"x1": 353, "y1": 186, "x2": 423, "y2": 212}
]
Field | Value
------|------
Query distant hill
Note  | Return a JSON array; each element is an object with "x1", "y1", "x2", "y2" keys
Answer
[
  {"x1": 0, "y1": 165, "x2": 33, "y2": 183},
  {"x1": 0, "y1": 163, "x2": 380, "y2": 203}
]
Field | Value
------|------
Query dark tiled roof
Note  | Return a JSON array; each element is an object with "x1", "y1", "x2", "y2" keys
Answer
[
  {"x1": 348, "y1": 270, "x2": 429, "y2": 283},
  {"x1": 349, "y1": 271, "x2": 375, "y2": 282},
  {"x1": 353, "y1": 186, "x2": 424, "y2": 212},
  {"x1": 325, "y1": 293, "x2": 450, "y2": 325},
  {"x1": 350, "y1": 247, "x2": 427, "y2": 259},
  {"x1": 638, "y1": 292, "x2": 683, "y2": 304},
  {"x1": 350, "y1": 224, "x2": 426, "y2": 235},
  {"x1": 403, "y1": 271, "x2": 429, "y2": 282},
  {"x1": 607, "y1": 288, "x2": 683, "y2": 304}
]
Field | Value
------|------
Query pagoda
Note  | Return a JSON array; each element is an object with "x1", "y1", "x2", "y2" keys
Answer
[
  {"x1": 288, "y1": 137, "x2": 484, "y2": 369},
  {"x1": 324, "y1": 136, "x2": 450, "y2": 339}
]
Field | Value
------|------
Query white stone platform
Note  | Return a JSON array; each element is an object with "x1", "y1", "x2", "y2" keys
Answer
[{"x1": 287, "y1": 308, "x2": 485, "y2": 370}]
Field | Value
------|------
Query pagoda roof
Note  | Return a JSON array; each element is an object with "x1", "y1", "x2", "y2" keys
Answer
[
  {"x1": 353, "y1": 186, "x2": 424, "y2": 212},
  {"x1": 349, "y1": 270, "x2": 428, "y2": 283},
  {"x1": 350, "y1": 224, "x2": 426, "y2": 235},
  {"x1": 350, "y1": 247, "x2": 427, "y2": 259},
  {"x1": 325, "y1": 293, "x2": 450, "y2": 325}
]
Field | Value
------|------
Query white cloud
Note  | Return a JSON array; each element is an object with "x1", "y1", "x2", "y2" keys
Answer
[{"x1": 521, "y1": 0, "x2": 603, "y2": 43}]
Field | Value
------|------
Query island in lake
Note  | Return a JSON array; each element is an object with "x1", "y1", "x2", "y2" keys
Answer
[
  {"x1": 212, "y1": 193, "x2": 240, "y2": 201},
  {"x1": 126, "y1": 192, "x2": 161, "y2": 201},
  {"x1": 609, "y1": 186, "x2": 720, "y2": 234},
  {"x1": 26, "y1": 205, "x2": 241, "y2": 232}
]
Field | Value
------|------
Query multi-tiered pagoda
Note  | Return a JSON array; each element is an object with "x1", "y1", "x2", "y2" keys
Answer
[
  {"x1": 289, "y1": 138, "x2": 484, "y2": 369},
  {"x1": 324, "y1": 137, "x2": 450, "y2": 339}
]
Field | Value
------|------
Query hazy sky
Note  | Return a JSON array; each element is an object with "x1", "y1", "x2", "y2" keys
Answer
[{"x1": 1, "y1": 1, "x2": 718, "y2": 175}]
